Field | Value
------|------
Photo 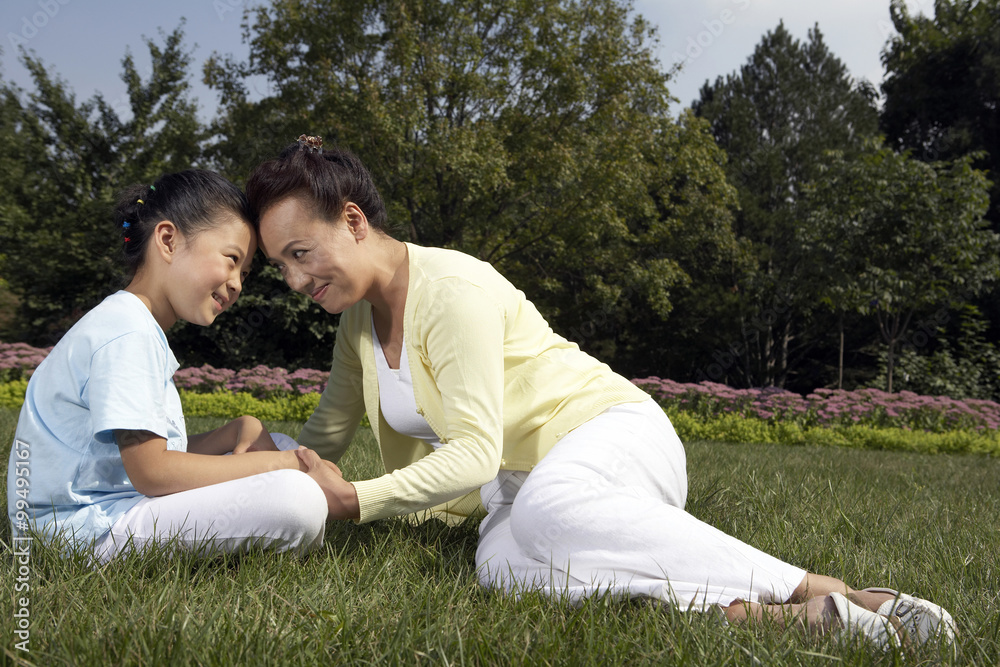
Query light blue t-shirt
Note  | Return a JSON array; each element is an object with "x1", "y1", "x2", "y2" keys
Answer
[{"x1": 6, "y1": 291, "x2": 187, "y2": 544}]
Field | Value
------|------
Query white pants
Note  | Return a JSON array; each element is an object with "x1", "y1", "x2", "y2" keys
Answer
[
  {"x1": 94, "y1": 434, "x2": 327, "y2": 562},
  {"x1": 475, "y1": 400, "x2": 806, "y2": 609}
]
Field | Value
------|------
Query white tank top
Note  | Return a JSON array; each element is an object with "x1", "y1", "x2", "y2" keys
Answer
[{"x1": 371, "y1": 316, "x2": 441, "y2": 447}]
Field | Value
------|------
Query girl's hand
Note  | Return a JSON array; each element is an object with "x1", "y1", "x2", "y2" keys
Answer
[{"x1": 295, "y1": 446, "x2": 358, "y2": 520}]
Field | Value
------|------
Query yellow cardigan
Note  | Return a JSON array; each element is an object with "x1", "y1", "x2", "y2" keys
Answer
[{"x1": 297, "y1": 243, "x2": 650, "y2": 524}]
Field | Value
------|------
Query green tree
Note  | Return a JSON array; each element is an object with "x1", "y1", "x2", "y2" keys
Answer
[
  {"x1": 0, "y1": 27, "x2": 203, "y2": 346},
  {"x1": 881, "y1": 0, "x2": 1000, "y2": 224},
  {"x1": 205, "y1": 0, "x2": 741, "y2": 374},
  {"x1": 693, "y1": 22, "x2": 880, "y2": 388},
  {"x1": 803, "y1": 143, "x2": 1000, "y2": 392}
]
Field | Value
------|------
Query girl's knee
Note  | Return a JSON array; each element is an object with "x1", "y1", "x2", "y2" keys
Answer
[{"x1": 264, "y1": 469, "x2": 327, "y2": 542}]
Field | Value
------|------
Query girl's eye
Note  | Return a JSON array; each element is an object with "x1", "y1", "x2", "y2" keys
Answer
[
  {"x1": 240, "y1": 271, "x2": 250, "y2": 281},
  {"x1": 228, "y1": 255, "x2": 239, "y2": 264}
]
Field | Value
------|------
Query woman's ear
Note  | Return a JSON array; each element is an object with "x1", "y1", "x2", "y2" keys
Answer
[
  {"x1": 152, "y1": 220, "x2": 181, "y2": 263},
  {"x1": 343, "y1": 202, "x2": 369, "y2": 241}
]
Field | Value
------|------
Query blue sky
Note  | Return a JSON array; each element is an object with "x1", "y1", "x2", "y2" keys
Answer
[{"x1": 0, "y1": 0, "x2": 929, "y2": 121}]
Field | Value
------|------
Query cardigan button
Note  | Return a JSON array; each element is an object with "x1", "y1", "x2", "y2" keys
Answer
[{"x1": 500, "y1": 458, "x2": 507, "y2": 466}]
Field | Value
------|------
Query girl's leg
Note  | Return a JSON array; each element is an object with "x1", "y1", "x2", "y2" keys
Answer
[{"x1": 94, "y1": 467, "x2": 327, "y2": 562}]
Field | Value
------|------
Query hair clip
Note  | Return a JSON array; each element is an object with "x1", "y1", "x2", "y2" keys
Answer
[
  {"x1": 123, "y1": 221, "x2": 131, "y2": 229},
  {"x1": 150, "y1": 185, "x2": 156, "y2": 191},
  {"x1": 137, "y1": 198, "x2": 144, "y2": 205},
  {"x1": 297, "y1": 134, "x2": 323, "y2": 153},
  {"x1": 124, "y1": 237, "x2": 131, "y2": 243}
]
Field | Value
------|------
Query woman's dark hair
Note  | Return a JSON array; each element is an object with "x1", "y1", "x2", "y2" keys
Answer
[
  {"x1": 244, "y1": 140, "x2": 389, "y2": 233},
  {"x1": 113, "y1": 169, "x2": 251, "y2": 279}
]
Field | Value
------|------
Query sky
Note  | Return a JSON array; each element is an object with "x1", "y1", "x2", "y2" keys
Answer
[{"x1": 0, "y1": 0, "x2": 934, "y2": 121}]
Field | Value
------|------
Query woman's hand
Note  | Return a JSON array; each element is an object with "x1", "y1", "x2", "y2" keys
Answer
[{"x1": 295, "y1": 446, "x2": 359, "y2": 520}]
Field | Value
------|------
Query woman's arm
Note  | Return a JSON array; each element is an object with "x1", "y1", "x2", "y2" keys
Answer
[
  {"x1": 297, "y1": 307, "x2": 368, "y2": 462},
  {"x1": 351, "y1": 278, "x2": 507, "y2": 522},
  {"x1": 186, "y1": 415, "x2": 277, "y2": 455},
  {"x1": 116, "y1": 429, "x2": 307, "y2": 497}
]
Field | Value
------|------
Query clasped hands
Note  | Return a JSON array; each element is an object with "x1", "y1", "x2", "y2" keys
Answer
[{"x1": 227, "y1": 416, "x2": 361, "y2": 520}]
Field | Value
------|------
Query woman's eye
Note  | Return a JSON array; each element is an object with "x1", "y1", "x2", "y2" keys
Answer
[{"x1": 292, "y1": 249, "x2": 306, "y2": 260}]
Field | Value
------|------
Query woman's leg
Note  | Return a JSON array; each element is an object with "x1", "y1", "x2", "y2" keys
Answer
[{"x1": 496, "y1": 399, "x2": 806, "y2": 608}]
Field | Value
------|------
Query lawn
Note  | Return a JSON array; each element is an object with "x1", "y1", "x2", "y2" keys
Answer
[{"x1": 2, "y1": 407, "x2": 998, "y2": 665}]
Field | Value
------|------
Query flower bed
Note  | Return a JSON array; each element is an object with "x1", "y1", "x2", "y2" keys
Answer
[
  {"x1": 4, "y1": 341, "x2": 1000, "y2": 455},
  {"x1": 174, "y1": 364, "x2": 329, "y2": 399},
  {"x1": 0, "y1": 341, "x2": 52, "y2": 382},
  {"x1": 632, "y1": 377, "x2": 1000, "y2": 434}
]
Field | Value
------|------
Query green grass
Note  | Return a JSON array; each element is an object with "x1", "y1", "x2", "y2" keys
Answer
[{"x1": 2, "y1": 407, "x2": 999, "y2": 665}]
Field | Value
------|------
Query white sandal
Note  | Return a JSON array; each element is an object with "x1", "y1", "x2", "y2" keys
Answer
[
  {"x1": 829, "y1": 592, "x2": 904, "y2": 650},
  {"x1": 864, "y1": 587, "x2": 957, "y2": 645}
]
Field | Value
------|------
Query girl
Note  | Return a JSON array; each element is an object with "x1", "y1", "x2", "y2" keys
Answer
[
  {"x1": 245, "y1": 136, "x2": 955, "y2": 649},
  {"x1": 6, "y1": 169, "x2": 335, "y2": 562}
]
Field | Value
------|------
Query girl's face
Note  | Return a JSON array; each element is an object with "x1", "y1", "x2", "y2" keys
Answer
[
  {"x1": 258, "y1": 197, "x2": 370, "y2": 314},
  {"x1": 166, "y1": 215, "x2": 255, "y2": 326}
]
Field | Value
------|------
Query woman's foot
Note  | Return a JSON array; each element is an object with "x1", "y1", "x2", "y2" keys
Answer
[
  {"x1": 828, "y1": 592, "x2": 905, "y2": 650},
  {"x1": 857, "y1": 588, "x2": 957, "y2": 646}
]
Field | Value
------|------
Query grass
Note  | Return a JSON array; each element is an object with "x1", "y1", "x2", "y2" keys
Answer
[{"x1": 2, "y1": 407, "x2": 999, "y2": 665}]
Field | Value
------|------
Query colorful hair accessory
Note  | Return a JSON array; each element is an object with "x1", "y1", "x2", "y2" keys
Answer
[
  {"x1": 122, "y1": 221, "x2": 131, "y2": 229},
  {"x1": 297, "y1": 134, "x2": 323, "y2": 153},
  {"x1": 150, "y1": 185, "x2": 156, "y2": 191},
  {"x1": 137, "y1": 198, "x2": 144, "y2": 205},
  {"x1": 124, "y1": 237, "x2": 131, "y2": 243}
]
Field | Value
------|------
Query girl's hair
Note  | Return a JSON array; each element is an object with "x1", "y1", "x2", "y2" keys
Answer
[
  {"x1": 113, "y1": 170, "x2": 252, "y2": 279},
  {"x1": 244, "y1": 140, "x2": 389, "y2": 234}
]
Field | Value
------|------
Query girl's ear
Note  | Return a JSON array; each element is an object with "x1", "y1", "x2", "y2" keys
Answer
[
  {"x1": 152, "y1": 220, "x2": 181, "y2": 263},
  {"x1": 343, "y1": 202, "x2": 369, "y2": 241}
]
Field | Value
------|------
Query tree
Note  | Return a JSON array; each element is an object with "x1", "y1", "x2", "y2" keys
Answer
[
  {"x1": 693, "y1": 22, "x2": 880, "y2": 388},
  {"x1": 881, "y1": 0, "x2": 1000, "y2": 225},
  {"x1": 0, "y1": 27, "x2": 203, "y2": 346},
  {"x1": 204, "y1": 0, "x2": 741, "y2": 373},
  {"x1": 803, "y1": 142, "x2": 1000, "y2": 392}
]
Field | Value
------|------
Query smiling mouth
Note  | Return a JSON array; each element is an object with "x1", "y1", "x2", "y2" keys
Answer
[
  {"x1": 212, "y1": 293, "x2": 228, "y2": 310},
  {"x1": 310, "y1": 285, "x2": 329, "y2": 300}
]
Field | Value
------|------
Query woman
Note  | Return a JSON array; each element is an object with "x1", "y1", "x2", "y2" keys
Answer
[{"x1": 244, "y1": 135, "x2": 954, "y2": 648}]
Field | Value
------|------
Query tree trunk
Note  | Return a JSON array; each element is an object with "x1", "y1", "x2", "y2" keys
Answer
[
  {"x1": 886, "y1": 338, "x2": 895, "y2": 393},
  {"x1": 838, "y1": 314, "x2": 844, "y2": 390}
]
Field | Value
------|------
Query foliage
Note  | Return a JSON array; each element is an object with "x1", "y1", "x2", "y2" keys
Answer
[
  {"x1": 802, "y1": 141, "x2": 1000, "y2": 391},
  {"x1": 881, "y1": 0, "x2": 1000, "y2": 225},
  {"x1": 0, "y1": 378, "x2": 27, "y2": 409},
  {"x1": 693, "y1": 22, "x2": 880, "y2": 389},
  {"x1": 180, "y1": 390, "x2": 322, "y2": 422},
  {"x1": 0, "y1": 27, "x2": 203, "y2": 346},
  {"x1": 204, "y1": 0, "x2": 741, "y2": 374},
  {"x1": 873, "y1": 306, "x2": 1000, "y2": 400},
  {"x1": 666, "y1": 411, "x2": 1000, "y2": 456}
]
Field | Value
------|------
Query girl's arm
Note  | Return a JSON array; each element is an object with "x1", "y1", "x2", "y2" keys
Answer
[
  {"x1": 186, "y1": 415, "x2": 277, "y2": 455},
  {"x1": 116, "y1": 429, "x2": 308, "y2": 497}
]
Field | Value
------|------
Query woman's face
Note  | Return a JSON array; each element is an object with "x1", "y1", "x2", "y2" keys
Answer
[{"x1": 258, "y1": 197, "x2": 370, "y2": 314}]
